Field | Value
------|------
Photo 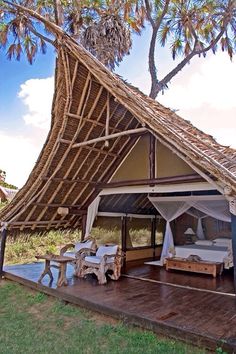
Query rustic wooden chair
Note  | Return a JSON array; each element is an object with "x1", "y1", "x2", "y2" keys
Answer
[
  {"x1": 79, "y1": 244, "x2": 124, "y2": 285},
  {"x1": 60, "y1": 236, "x2": 97, "y2": 275}
]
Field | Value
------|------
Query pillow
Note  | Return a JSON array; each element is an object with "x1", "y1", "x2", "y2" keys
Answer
[
  {"x1": 213, "y1": 238, "x2": 231, "y2": 246},
  {"x1": 96, "y1": 245, "x2": 118, "y2": 258},
  {"x1": 75, "y1": 240, "x2": 93, "y2": 252},
  {"x1": 195, "y1": 240, "x2": 213, "y2": 246}
]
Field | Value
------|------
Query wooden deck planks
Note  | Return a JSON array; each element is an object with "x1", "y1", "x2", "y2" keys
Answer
[
  {"x1": 3, "y1": 262, "x2": 236, "y2": 352},
  {"x1": 124, "y1": 262, "x2": 235, "y2": 294}
]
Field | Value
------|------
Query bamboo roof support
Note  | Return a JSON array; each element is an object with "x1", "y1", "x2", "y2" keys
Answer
[
  {"x1": 44, "y1": 98, "x2": 122, "y2": 230},
  {"x1": 65, "y1": 114, "x2": 140, "y2": 229},
  {"x1": 105, "y1": 92, "x2": 110, "y2": 148},
  {"x1": 47, "y1": 102, "x2": 127, "y2": 226},
  {"x1": 32, "y1": 203, "x2": 81, "y2": 207},
  {"x1": 71, "y1": 120, "x2": 141, "y2": 228},
  {"x1": 66, "y1": 112, "x2": 120, "y2": 131},
  {"x1": 72, "y1": 128, "x2": 147, "y2": 148},
  {"x1": 41, "y1": 177, "x2": 98, "y2": 184}
]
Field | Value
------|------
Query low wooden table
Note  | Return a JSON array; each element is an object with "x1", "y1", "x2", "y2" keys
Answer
[
  {"x1": 165, "y1": 257, "x2": 223, "y2": 278},
  {"x1": 35, "y1": 254, "x2": 74, "y2": 286}
]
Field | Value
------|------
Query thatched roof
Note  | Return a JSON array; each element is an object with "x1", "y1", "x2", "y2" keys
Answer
[{"x1": 1, "y1": 33, "x2": 236, "y2": 232}]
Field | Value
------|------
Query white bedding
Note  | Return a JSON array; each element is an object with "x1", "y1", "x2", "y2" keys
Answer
[{"x1": 174, "y1": 244, "x2": 233, "y2": 268}]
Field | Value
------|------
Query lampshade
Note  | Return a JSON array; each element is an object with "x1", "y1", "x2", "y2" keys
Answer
[{"x1": 184, "y1": 227, "x2": 195, "y2": 235}]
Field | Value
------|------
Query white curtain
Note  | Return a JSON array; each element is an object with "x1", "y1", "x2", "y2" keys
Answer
[
  {"x1": 85, "y1": 196, "x2": 101, "y2": 237},
  {"x1": 186, "y1": 208, "x2": 207, "y2": 240},
  {"x1": 149, "y1": 199, "x2": 190, "y2": 265},
  {"x1": 149, "y1": 196, "x2": 231, "y2": 265},
  {"x1": 196, "y1": 218, "x2": 205, "y2": 239}
]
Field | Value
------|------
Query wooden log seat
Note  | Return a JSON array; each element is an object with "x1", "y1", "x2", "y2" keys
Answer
[
  {"x1": 79, "y1": 245, "x2": 124, "y2": 285},
  {"x1": 165, "y1": 257, "x2": 223, "y2": 278}
]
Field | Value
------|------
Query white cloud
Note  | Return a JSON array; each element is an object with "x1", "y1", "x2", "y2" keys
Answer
[
  {"x1": 0, "y1": 77, "x2": 54, "y2": 187},
  {"x1": 0, "y1": 131, "x2": 42, "y2": 188},
  {"x1": 158, "y1": 53, "x2": 236, "y2": 111},
  {"x1": 18, "y1": 77, "x2": 54, "y2": 130},
  {"x1": 143, "y1": 53, "x2": 236, "y2": 148}
]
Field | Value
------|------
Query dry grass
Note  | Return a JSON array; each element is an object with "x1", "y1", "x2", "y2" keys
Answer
[{"x1": 6, "y1": 226, "x2": 163, "y2": 265}]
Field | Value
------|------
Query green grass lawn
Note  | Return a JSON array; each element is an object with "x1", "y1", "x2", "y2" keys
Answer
[{"x1": 0, "y1": 280, "x2": 208, "y2": 354}]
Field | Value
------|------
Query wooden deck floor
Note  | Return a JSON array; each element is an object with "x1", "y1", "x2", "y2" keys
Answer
[
  {"x1": 3, "y1": 262, "x2": 236, "y2": 352},
  {"x1": 124, "y1": 260, "x2": 235, "y2": 295}
]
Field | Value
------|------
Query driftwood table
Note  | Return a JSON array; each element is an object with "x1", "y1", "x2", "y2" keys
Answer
[{"x1": 35, "y1": 254, "x2": 74, "y2": 287}]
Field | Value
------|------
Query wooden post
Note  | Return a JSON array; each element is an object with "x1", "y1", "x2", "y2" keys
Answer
[
  {"x1": 149, "y1": 134, "x2": 156, "y2": 180},
  {"x1": 121, "y1": 216, "x2": 127, "y2": 252},
  {"x1": 105, "y1": 92, "x2": 110, "y2": 147},
  {"x1": 151, "y1": 217, "x2": 156, "y2": 259},
  {"x1": 0, "y1": 227, "x2": 7, "y2": 277},
  {"x1": 121, "y1": 216, "x2": 127, "y2": 271},
  {"x1": 231, "y1": 212, "x2": 236, "y2": 292},
  {"x1": 81, "y1": 213, "x2": 87, "y2": 241}
]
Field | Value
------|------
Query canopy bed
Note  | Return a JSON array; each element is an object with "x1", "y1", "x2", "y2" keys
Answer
[{"x1": 149, "y1": 195, "x2": 233, "y2": 268}]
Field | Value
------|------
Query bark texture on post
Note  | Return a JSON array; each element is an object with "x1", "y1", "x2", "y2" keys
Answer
[
  {"x1": 81, "y1": 213, "x2": 87, "y2": 241},
  {"x1": 0, "y1": 226, "x2": 7, "y2": 276}
]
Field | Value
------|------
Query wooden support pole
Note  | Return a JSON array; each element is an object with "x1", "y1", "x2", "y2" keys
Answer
[
  {"x1": 105, "y1": 92, "x2": 110, "y2": 147},
  {"x1": 34, "y1": 203, "x2": 81, "y2": 208},
  {"x1": 230, "y1": 213, "x2": 236, "y2": 293},
  {"x1": 121, "y1": 216, "x2": 127, "y2": 269},
  {"x1": 97, "y1": 173, "x2": 205, "y2": 189},
  {"x1": 81, "y1": 213, "x2": 87, "y2": 241},
  {"x1": 0, "y1": 227, "x2": 7, "y2": 276},
  {"x1": 121, "y1": 216, "x2": 127, "y2": 252},
  {"x1": 71, "y1": 128, "x2": 147, "y2": 149},
  {"x1": 149, "y1": 134, "x2": 156, "y2": 180}
]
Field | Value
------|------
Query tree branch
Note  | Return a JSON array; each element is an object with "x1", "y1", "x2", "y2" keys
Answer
[
  {"x1": 27, "y1": 22, "x2": 56, "y2": 47},
  {"x1": 148, "y1": 26, "x2": 160, "y2": 98},
  {"x1": 147, "y1": 0, "x2": 171, "y2": 98},
  {"x1": 155, "y1": 0, "x2": 170, "y2": 30},
  {"x1": 144, "y1": 0, "x2": 155, "y2": 27},
  {"x1": 2, "y1": 0, "x2": 64, "y2": 37},
  {"x1": 156, "y1": 20, "x2": 230, "y2": 96}
]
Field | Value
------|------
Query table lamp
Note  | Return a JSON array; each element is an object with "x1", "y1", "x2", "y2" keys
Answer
[{"x1": 184, "y1": 227, "x2": 195, "y2": 244}]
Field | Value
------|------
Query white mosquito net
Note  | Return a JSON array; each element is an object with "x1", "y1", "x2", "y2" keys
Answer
[{"x1": 149, "y1": 196, "x2": 231, "y2": 265}]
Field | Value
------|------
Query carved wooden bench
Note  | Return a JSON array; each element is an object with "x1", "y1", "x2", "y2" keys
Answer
[{"x1": 165, "y1": 257, "x2": 223, "y2": 277}]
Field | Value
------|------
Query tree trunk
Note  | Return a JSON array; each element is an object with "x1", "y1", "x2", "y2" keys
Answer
[{"x1": 148, "y1": 26, "x2": 160, "y2": 99}]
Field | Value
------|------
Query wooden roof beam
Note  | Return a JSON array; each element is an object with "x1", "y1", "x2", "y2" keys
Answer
[
  {"x1": 97, "y1": 174, "x2": 207, "y2": 189},
  {"x1": 41, "y1": 177, "x2": 97, "y2": 184},
  {"x1": 71, "y1": 127, "x2": 147, "y2": 149},
  {"x1": 32, "y1": 203, "x2": 81, "y2": 208}
]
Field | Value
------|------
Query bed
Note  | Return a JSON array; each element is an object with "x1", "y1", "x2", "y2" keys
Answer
[{"x1": 174, "y1": 239, "x2": 233, "y2": 269}]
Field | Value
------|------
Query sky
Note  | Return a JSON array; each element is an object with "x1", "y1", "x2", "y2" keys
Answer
[{"x1": 0, "y1": 27, "x2": 236, "y2": 188}]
